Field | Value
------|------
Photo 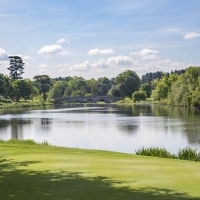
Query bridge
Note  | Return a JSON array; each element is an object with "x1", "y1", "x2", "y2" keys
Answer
[{"x1": 55, "y1": 96, "x2": 122, "y2": 103}]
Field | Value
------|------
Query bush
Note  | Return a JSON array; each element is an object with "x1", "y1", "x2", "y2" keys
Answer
[{"x1": 132, "y1": 91, "x2": 147, "y2": 102}]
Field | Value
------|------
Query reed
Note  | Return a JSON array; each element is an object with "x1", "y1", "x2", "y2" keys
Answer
[
  {"x1": 136, "y1": 147, "x2": 200, "y2": 162},
  {"x1": 178, "y1": 147, "x2": 200, "y2": 161},
  {"x1": 135, "y1": 147, "x2": 176, "y2": 159}
]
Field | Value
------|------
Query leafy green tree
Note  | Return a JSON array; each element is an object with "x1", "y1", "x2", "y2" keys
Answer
[
  {"x1": 151, "y1": 82, "x2": 168, "y2": 101},
  {"x1": 168, "y1": 75, "x2": 190, "y2": 106},
  {"x1": 132, "y1": 91, "x2": 147, "y2": 102},
  {"x1": 185, "y1": 66, "x2": 200, "y2": 89},
  {"x1": 10, "y1": 80, "x2": 21, "y2": 102},
  {"x1": 20, "y1": 79, "x2": 38, "y2": 101},
  {"x1": 0, "y1": 74, "x2": 7, "y2": 97},
  {"x1": 48, "y1": 81, "x2": 68, "y2": 100},
  {"x1": 151, "y1": 74, "x2": 178, "y2": 101},
  {"x1": 192, "y1": 91, "x2": 200, "y2": 109},
  {"x1": 115, "y1": 70, "x2": 140, "y2": 99},
  {"x1": 86, "y1": 78, "x2": 98, "y2": 95},
  {"x1": 107, "y1": 85, "x2": 121, "y2": 97},
  {"x1": 7, "y1": 56, "x2": 25, "y2": 80},
  {"x1": 33, "y1": 75, "x2": 51, "y2": 101},
  {"x1": 140, "y1": 83, "x2": 151, "y2": 98},
  {"x1": 64, "y1": 77, "x2": 87, "y2": 96},
  {"x1": 97, "y1": 77, "x2": 112, "y2": 96}
]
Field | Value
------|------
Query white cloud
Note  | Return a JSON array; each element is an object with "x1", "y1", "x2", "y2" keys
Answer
[
  {"x1": 130, "y1": 58, "x2": 187, "y2": 77},
  {"x1": 56, "y1": 38, "x2": 70, "y2": 44},
  {"x1": 184, "y1": 32, "x2": 200, "y2": 39},
  {"x1": 107, "y1": 56, "x2": 134, "y2": 65},
  {"x1": 57, "y1": 38, "x2": 66, "y2": 43},
  {"x1": 99, "y1": 49, "x2": 114, "y2": 54},
  {"x1": 88, "y1": 49, "x2": 100, "y2": 56},
  {"x1": 69, "y1": 55, "x2": 137, "y2": 71},
  {"x1": 37, "y1": 64, "x2": 47, "y2": 69},
  {"x1": 88, "y1": 48, "x2": 114, "y2": 56},
  {"x1": 0, "y1": 48, "x2": 9, "y2": 60},
  {"x1": 38, "y1": 44, "x2": 69, "y2": 55},
  {"x1": 69, "y1": 61, "x2": 92, "y2": 71},
  {"x1": 130, "y1": 49, "x2": 159, "y2": 60}
]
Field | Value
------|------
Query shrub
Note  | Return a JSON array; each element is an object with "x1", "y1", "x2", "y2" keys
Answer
[{"x1": 132, "y1": 91, "x2": 147, "y2": 102}]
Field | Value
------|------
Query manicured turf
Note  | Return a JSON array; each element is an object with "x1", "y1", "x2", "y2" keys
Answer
[{"x1": 0, "y1": 143, "x2": 200, "y2": 200}]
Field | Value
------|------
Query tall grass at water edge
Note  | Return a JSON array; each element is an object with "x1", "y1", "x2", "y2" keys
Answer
[
  {"x1": 0, "y1": 139, "x2": 50, "y2": 146},
  {"x1": 136, "y1": 147, "x2": 200, "y2": 162}
]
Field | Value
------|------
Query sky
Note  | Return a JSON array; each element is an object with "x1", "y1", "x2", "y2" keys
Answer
[{"x1": 0, "y1": 0, "x2": 200, "y2": 79}]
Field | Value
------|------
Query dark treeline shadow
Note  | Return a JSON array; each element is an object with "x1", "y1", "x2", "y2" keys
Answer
[{"x1": 0, "y1": 157, "x2": 199, "y2": 200}]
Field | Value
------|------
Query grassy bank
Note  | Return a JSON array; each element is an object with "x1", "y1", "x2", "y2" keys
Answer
[
  {"x1": 115, "y1": 97, "x2": 153, "y2": 104},
  {"x1": 0, "y1": 140, "x2": 200, "y2": 199},
  {"x1": 0, "y1": 99, "x2": 53, "y2": 109}
]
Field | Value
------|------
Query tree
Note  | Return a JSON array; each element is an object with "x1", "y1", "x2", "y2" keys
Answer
[
  {"x1": 10, "y1": 79, "x2": 37, "y2": 102},
  {"x1": 185, "y1": 66, "x2": 200, "y2": 90},
  {"x1": 115, "y1": 70, "x2": 140, "y2": 99},
  {"x1": 169, "y1": 75, "x2": 190, "y2": 106},
  {"x1": 64, "y1": 77, "x2": 87, "y2": 96},
  {"x1": 140, "y1": 83, "x2": 151, "y2": 98},
  {"x1": 33, "y1": 75, "x2": 51, "y2": 101},
  {"x1": 107, "y1": 85, "x2": 121, "y2": 97},
  {"x1": 151, "y1": 82, "x2": 168, "y2": 101},
  {"x1": 7, "y1": 56, "x2": 25, "y2": 80},
  {"x1": 0, "y1": 74, "x2": 6, "y2": 97},
  {"x1": 20, "y1": 79, "x2": 38, "y2": 101},
  {"x1": 48, "y1": 81, "x2": 68, "y2": 100},
  {"x1": 132, "y1": 91, "x2": 147, "y2": 102}
]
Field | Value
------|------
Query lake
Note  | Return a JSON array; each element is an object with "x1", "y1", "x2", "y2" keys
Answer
[{"x1": 0, "y1": 104, "x2": 200, "y2": 154}]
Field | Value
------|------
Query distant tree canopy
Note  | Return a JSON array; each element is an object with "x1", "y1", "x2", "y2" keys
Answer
[
  {"x1": 2, "y1": 60, "x2": 200, "y2": 109},
  {"x1": 115, "y1": 70, "x2": 140, "y2": 99},
  {"x1": 141, "y1": 69, "x2": 185, "y2": 84},
  {"x1": 150, "y1": 66, "x2": 200, "y2": 109}
]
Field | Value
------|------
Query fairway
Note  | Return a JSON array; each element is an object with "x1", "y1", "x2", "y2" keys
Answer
[{"x1": 0, "y1": 143, "x2": 200, "y2": 200}]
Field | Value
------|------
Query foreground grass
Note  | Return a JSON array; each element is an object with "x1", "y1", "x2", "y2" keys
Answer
[{"x1": 0, "y1": 141, "x2": 200, "y2": 200}]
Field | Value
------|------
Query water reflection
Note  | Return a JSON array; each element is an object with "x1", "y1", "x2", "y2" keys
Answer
[{"x1": 0, "y1": 104, "x2": 200, "y2": 154}]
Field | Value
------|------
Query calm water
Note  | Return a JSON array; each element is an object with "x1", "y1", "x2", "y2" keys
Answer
[{"x1": 0, "y1": 104, "x2": 200, "y2": 154}]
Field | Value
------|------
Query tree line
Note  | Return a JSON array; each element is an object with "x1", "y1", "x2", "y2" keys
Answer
[{"x1": 0, "y1": 56, "x2": 200, "y2": 108}]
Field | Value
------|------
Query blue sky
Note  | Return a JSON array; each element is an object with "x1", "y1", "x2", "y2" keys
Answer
[{"x1": 0, "y1": 0, "x2": 200, "y2": 79}]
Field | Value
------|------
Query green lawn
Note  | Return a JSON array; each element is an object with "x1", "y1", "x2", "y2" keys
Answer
[{"x1": 0, "y1": 143, "x2": 200, "y2": 200}]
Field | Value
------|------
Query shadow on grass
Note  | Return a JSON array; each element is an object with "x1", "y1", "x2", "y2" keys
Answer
[{"x1": 0, "y1": 157, "x2": 199, "y2": 200}]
